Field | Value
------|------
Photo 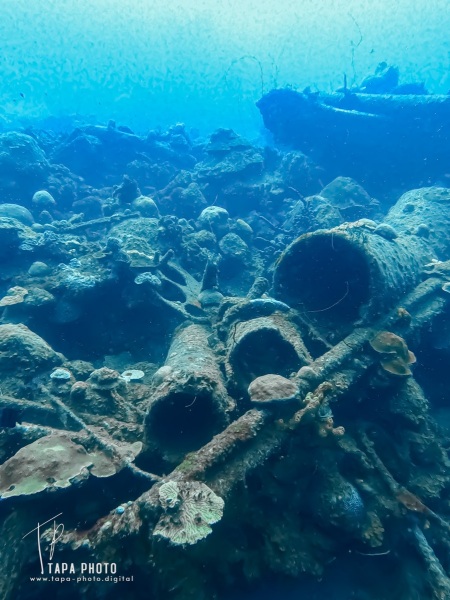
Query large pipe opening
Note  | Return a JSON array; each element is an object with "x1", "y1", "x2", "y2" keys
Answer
[
  {"x1": 229, "y1": 329, "x2": 302, "y2": 387},
  {"x1": 274, "y1": 234, "x2": 371, "y2": 327},
  {"x1": 146, "y1": 390, "x2": 220, "y2": 460}
]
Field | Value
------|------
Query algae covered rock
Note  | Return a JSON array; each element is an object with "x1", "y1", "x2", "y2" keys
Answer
[
  {"x1": 32, "y1": 190, "x2": 57, "y2": 209},
  {"x1": 0, "y1": 286, "x2": 28, "y2": 307},
  {"x1": 312, "y1": 476, "x2": 366, "y2": 532},
  {"x1": 108, "y1": 217, "x2": 160, "y2": 257},
  {"x1": 132, "y1": 195, "x2": 160, "y2": 218},
  {"x1": 204, "y1": 128, "x2": 253, "y2": 155},
  {"x1": 385, "y1": 187, "x2": 450, "y2": 258},
  {"x1": 320, "y1": 176, "x2": 376, "y2": 220},
  {"x1": 304, "y1": 194, "x2": 342, "y2": 229},
  {"x1": 196, "y1": 148, "x2": 264, "y2": 184},
  {"x1": 0, "y1": 204, "x2": 34, "y2": 226},
  {"x1": 248, "y1": 374, "x2": 298, "y2": 403},
  {"x1": 159, "y1": 182, "x2": 206, "y2": 219},
  {"x1": 0, "y1": 132, "x2": 49, "y2": 200},
  {"x1": 28, "y1": 261, "x2": 52, "y2": 277},
  {"x1": 153, "y1": 480, "x2": 224, "y2": 545},
  {"x1": 197, "y1": 206, "x2": 230, "y2": 236},
  {"x1": 0, "y1": 323, "x2": 61, "y2": 375},
  {"x1": 219, "y1": 232, "x2": 249, "y2": 258},
  {"x1": 87, "y1": 367, "x2": 124, "y2": 391},
  {"x1": 279, "y1": 150, "x2": 322, "y2": 196},
  {"x1": 0, "y1": 217, "x2": 29, "y2": 259}
]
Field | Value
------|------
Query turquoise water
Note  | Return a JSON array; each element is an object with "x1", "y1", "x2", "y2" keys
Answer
[
  {"x1": 0, "y1": 2, "x2": 450, "y2": 599},
  {"x1": 1, "y1": 0, "x2": 449, "y2": 135}
]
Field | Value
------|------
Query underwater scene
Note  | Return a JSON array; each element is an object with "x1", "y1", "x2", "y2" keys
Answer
[{"x1": 0, "y1": 0, "x2": 450, "y2": 598}]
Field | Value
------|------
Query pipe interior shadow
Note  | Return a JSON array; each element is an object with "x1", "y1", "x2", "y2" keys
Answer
[
  {"x1": 230, "y1": 329, "x2": 301, "y2": 386},
  {"x1": 275, "y1": 234, "x2": 370, "y2": 326},
  {"x1": 146, "y1": 391, "x2": 218, "y2": 456}
]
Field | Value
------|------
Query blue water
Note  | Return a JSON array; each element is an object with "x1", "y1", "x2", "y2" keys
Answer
[{"x1": 1, "y1": 0, "x2": 450, "y2": 136}]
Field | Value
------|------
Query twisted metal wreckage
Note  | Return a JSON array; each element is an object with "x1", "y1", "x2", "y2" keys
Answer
[
  {"x1": 0, "y1": 182, "x2": 449, "y2": 599},
  {"x1": 0, "y1": 61, "x2": 446, "y2": 599},
  {"x1": 256, "y1": 81, "x2": 450, "y2": 189}
]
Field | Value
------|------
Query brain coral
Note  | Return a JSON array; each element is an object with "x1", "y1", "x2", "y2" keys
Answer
[{"x1": 153, "y1": 481, "x2": 224, "y2": 545}]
